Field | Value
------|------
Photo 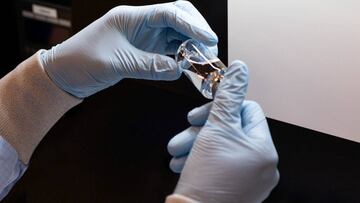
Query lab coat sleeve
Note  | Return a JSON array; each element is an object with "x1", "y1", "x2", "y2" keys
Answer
[
  {"x1": 165, "y1": 194, "x2": 199, "y2": 203},
  {"x1": 0, "y1": 50, "x2": 82, "y2": 164},
  {"x1": 0, "y1": 136, "x2": 27, "y2": 201}
]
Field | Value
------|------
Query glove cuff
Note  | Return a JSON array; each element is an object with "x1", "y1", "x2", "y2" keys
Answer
[
  {"x1": 0, "y1": 50, "x2": 82, "y2": 164},
  {"x1": 165, "y1": 194, "x2": 199, "y2": 203}
]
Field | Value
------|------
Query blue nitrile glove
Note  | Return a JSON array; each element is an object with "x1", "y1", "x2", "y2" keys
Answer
[
  {"x1": 40, "y1": 1, "x2": 218, "y2": 98},
  {"x1": 167, "y1": 61, "x2": 279, "y2": 203}
]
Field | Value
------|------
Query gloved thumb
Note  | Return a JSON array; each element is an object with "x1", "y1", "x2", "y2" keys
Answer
[
  {"x1": 127, "y1": 48, "x2": 182, "y2": 81},
  {"x1": 210, "y1": 60, "x2": 248, "y2": 123}
]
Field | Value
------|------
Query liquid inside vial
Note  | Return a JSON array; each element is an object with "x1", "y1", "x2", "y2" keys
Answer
[
  {"x1": 176, "y1": 40, "x2": 227, "y2": 99},
  {"x1": 182, "y1": 59, "x2": 226, "y2": 99}
]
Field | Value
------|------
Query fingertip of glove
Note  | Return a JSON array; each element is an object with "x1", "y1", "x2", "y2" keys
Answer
[
  {"x1": 223, "y1": 60, "x2": 249, "y2": 85},
  {"x1": 173, "y1": 0, "x2": 218, "y2": 46},
  {"x1": 208, "y1": 33, "x2": 219, "y2": 45},
  {"x1": 229, "y1": 60, "x2": 248, "y2": 72},
  {"x1": 199, "y1": 33, "x2": 218, "y2": 47},
  {"x1": 212, "y1": 60, "x2": 249, "y2": 114},
  {"x1": 169, "y1": 160, "x2": 181, "y2": 173},
  {"x1": 169, "y1": 157, "x2": 186, "y2": 173},
  {"x1": 187, "y1": 110, "x2": 195, "y2": 123},
  {"x1": 167, "y1": 138, "x2": 178, "y2": 156},
  {"x1": 187, "y1": 107, "x2": 204, "y2": 126}
]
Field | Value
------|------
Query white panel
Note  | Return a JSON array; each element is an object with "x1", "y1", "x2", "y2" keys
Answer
[{"x1": 229, "y1": 0, "x2": 360, "y2": 142}]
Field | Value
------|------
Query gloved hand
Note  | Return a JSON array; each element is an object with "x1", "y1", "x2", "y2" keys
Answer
[
  {"x1": 167, "y1": 61, "x2": 279, "y2": 203},
  {"x1": 40, "y1": 1, "x2": 218, "y2": 98}
]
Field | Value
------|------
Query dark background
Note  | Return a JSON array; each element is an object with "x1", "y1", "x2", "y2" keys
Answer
[{"x1": 1, "y1": 0, "x2": 360, "y2": 202}]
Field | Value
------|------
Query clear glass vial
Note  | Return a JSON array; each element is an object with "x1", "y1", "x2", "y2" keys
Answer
[{"x1": 175, "y1": 39, "x2": 227, "y2": 99}]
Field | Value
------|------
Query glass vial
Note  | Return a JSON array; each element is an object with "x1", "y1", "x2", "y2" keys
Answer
[{"x1": 175, "y1": 39, "x2": 227, "y2": 99}]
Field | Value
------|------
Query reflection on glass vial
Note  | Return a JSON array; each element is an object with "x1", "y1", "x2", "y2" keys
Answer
[{"x1": 176, "y1": 39, "x2": 227, "y2": 99}]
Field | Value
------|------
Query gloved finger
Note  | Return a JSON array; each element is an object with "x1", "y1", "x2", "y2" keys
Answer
[
  {"x1": 240, "y1": 100, "x2": 272, "y2": 142},
  {"x1": 165, "y1": 40, "x2": 183, "y2": 55},
  {"x1": 169, "y1": 155, "x2": 188, "y2": 173},
  {"x1": 166, "y1": 28, "x2": 189, "y2": 43},
  {"x1": 187, "y1": 102, "x2": 212, "y2": 126},
  {"x1": 147, "y1": 1, "x2": 218, "y2": 46},
  {"x1": 165, "y1": 28, "x2": 189, "y2": 55},
  {"x1": 165, "y1": 35, "x2": 218, "y2": 56},
  {"x1": 132, "y1": 48, "x2": 182, "y2": 81},
  {"x1": 167, "y1": 126, "x2": 200, "y2": 157},
  {"x1": 211, "y1": 60, "x2": 249, "y2": 124},
  {"x1": 241, "y1": 100, "x2": 266, "y2": 133},
  {"x1": 208, "y1": 44, "x2": 218, "y2": 57},
  {"x1": 174, "y1": 0, "x2": 207, "y2": 22},
  {"x1": 172, "y1": 0, "x2": 218, "y2": 43}
]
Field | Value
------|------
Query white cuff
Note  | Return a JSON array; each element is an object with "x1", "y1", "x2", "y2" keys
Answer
[{"x1": 165, "y1": 194, "x2": 199, "y2": 203}]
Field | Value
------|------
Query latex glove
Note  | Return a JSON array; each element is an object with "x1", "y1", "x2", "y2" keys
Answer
[
  {"x1": 40, "y1": 1, "x2": 218, "y2": 98},
  {"x1": 167, "y1": 61, "x2": 279, "y2": 203}
]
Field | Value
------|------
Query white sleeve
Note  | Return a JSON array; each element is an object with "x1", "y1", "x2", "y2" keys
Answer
[
  {"x1": 0, "y1": 51, "x2": 81, "y2": 200},
  {"x1": 0, "y1": 51, "x2": 82, "y2": 164},
  {"x1": 165, "y1": 194, "x2": 199, "y2": 203},
  {"x1": 0, "y1": 136, "x2": 27, "y2": 201}
]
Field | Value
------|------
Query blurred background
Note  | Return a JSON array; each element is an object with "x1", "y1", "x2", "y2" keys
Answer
[{"x1": 1, "y1": 0, "x2": 359, "y2": 202}]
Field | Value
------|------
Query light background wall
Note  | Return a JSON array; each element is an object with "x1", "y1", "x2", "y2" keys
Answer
[{"x1": 229, "y1": 0, "x2": 360, "y2": 142}]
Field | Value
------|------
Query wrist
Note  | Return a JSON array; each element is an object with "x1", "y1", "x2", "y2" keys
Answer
[
  {"x1": 39, "y1": 47, "x2": 74, "y2": 97},
  {"x1": 39, "y1": 47, "x2": 80, "y2": 98},
  {"x1": 39, "y1": 42, "x2": 124, "y2": 98}
]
